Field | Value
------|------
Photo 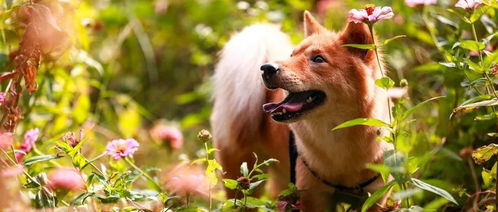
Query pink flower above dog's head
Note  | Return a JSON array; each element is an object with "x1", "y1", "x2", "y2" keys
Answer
[
  {"x1": 455, "y1": 0, "x2": 482, "y2": 9},
  {"x1": 405, "y1": 0, "x2": 437, "y2": 7},
  {"x1": 47, "y1": 168, "x2": 85, "y2": 191},
  {"x1": 348, "y1": 5, "x2": 394, "y2": 24},
  {"x1": 105, "y1": 138, "x2": 139, "y2": 160}
]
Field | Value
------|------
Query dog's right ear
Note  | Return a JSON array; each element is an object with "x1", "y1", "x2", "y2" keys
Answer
[
  {"x1": 338, "y1": 22, "x2": 374, "y2": 62},
  {"x1": 303, "y1": 11, "x2": 326, "y2": 37}
]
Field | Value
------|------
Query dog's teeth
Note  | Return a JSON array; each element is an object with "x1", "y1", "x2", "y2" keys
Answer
[
  {"x1": 282, "y1": 109, "x2": 287, "y2": 113},
  {"x1": 306, "y1": 97, "x2": 313, "y2": 103}
]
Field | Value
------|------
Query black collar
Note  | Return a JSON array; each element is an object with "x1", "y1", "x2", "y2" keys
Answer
[{"x1": 288, "y1": 131, "x2": 380, "y2": 193}]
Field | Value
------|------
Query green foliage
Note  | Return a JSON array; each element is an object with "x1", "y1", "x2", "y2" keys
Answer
[{"x1": 0, "y1": 0, "x2": 497, "y2": 211}]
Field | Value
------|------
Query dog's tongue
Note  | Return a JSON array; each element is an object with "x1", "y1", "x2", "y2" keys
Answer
[{"x1": 263, "y1": 102, "x2": 304, "y2": 114}]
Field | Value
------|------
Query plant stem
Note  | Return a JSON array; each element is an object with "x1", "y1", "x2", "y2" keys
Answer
[
  {"x1": 368, "y1": 24, "x2": 393, "y2": 124},
  {"x1": 204, "y1": 142, "x2": 212, "y2": 212},
  {"x1": 124, "y1": 157, "x2": 162, "y2": 191},
  {"x1": 471, "y1": 22, "x2": 498, "y2": 113}
]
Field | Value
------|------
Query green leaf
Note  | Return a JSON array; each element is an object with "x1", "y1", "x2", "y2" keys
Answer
[
  {"x1": 361, "y1": 182, "x2": 395, "y2": 212},
  {"x1": 223, "y1": 179, "x2": 238, "y2": 190},
  {"x1": 240, "y1": 162, "x2": 249, "y2": 176},
  {"x1": 24, "y1": 155, "x2": 62, "y2": 166},
  {"x1": 453, "y1": 98, "x2": 498, "y2": 114},
  {"x1": 343, "y1": 44, "x2": 376, "y2": 50},
  {"x1": 472, "y1": 143, "x2": 498, "y2": 164},
  {"x1": 464, "y1": 58, "x2": 483, "y2": 73},
  {"x1": 383, "y1": 35, "x2": 407, "y2": 45},
  {"x1": 71, "y1": 192, "x2": 95, "y2": 205},
  {"x1": 470, "y1": 6, "x2": 487, "y2": 23},
  {"x1": 411, "y1": 178, "x2": 458, "y2": 205},
  {"x1": 375, "y1": 77, "x2": 395, "y2": 89},
  {"x1": 460, "y1": 40, "x2": 485, "y2": 51},
  {"x1": 332, "y1": 118, "x2": 389, "y2": 131},
  {"x1": 401, "y1": 96, "x2": 444, "y2": 120}
]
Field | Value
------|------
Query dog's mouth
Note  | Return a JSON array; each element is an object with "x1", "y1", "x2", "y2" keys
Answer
[{"x1": 262, "y1": 90, "x2": 326, "y2": 122}]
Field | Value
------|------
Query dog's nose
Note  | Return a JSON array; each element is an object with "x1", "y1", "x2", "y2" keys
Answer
[
  {"x1": 260, "y1": 63, "x2": 279, "y2": 75},
  {"x1": 261, "y1": 63, "x2": 279, "y2": 89}
]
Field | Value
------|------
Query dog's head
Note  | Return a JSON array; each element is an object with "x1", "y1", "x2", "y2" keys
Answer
[{"x1": 262, "y1": 11, "x2": 379, "y2": 123}]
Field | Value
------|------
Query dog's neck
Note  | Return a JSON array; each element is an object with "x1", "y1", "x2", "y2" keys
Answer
[{"x1": 291, "y1": 82, "x2": 391, "y2": 187}]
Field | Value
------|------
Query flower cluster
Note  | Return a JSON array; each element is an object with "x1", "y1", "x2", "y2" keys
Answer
[
  {"x1": 455, "y1": 0, "x2": 482, "y2": 9},
  {"x1": 105, "y1": 138, "x2": 139, "y2": 160},
  {"x1": 348, "y1": 5, "x2": 394, "y2": 24}
]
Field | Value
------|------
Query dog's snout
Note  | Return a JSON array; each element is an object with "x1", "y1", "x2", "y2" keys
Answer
[
  {"x1": 261, "y1": 63, "x2": 280, "y2": 89},
  {"x1": 260, "y1": 63, "x2": 279, "y2": 75}
]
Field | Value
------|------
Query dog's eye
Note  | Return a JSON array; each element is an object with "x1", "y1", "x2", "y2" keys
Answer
[{"x1": 311, "y1": 55, "x2": 326, "y2": 63}]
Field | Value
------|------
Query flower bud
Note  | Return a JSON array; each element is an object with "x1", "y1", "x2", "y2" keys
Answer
[
  {"x1": 197, "y1": 129, "x2": 212, "y2": 142},
  {"x1": 237, "y1": 176, "x2": 251, "y2": 190}
]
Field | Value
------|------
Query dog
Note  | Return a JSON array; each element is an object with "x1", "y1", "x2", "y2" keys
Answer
[{"x1": 211, "y1": 11, "x2": 393, "y2": 211}]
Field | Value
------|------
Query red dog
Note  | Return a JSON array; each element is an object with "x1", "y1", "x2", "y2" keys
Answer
[{"x1": 211, "y1": 11, "x2": 392, "y2": 211}]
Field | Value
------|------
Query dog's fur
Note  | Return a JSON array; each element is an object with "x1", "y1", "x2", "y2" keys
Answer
[{"x1": 211, "y1": 12, "x2": 393, "y2": 211}]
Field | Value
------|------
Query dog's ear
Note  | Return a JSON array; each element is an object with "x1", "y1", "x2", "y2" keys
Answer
[
  {"x1": 338, "y1": 22, "x2": 375, "y2": 62},
  {"x1": 303, "y1": 11, "x2": 326, "y2": 37}
]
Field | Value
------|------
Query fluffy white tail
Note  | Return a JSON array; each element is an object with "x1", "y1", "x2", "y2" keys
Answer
[{"x1": 211, "y1": 24, "x2": 293, "y2": 147}]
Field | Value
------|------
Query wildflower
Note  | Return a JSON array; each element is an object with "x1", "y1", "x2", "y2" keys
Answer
[
  {"x1": 62, "y1": 130, "x2": 84, "y2": 147},
  {"x1": 163, "y1": 164, "x2": 208, "y2": 197},
  {"x1": 0, "y1": 92, "x2": 5, "y2": 104},
  {"x1": 197, "y1": 129, "x2": 212, "y2": 142},
  {"x1": 0, "y1": 132, "x2": 14, "y2": 150},
  {"x1": 455, "y1": 0, "x2": 482, "y2": 9},
  {"x1": 405, "y1": 0, "x2": 437, "y2": 7},
  {"x1": 105, "y1": 138, "x2": 139, "y2": 160},
  {"x1": 15, "y1": 128, "x2": 39, "y2": 162},
  {"x1": 47, "y1": 168, "x2": 85, "y2": 191},
  {"x1": 348, "y1": 5, "x2": 394, "y2": 24},
  {"x1": 150, "y1": 124, "x2": 183, "y2": 149}
]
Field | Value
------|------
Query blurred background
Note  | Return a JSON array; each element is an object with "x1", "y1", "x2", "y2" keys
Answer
[{"x1": 1, "y1": 0, "x2": 498, "y2": 210}]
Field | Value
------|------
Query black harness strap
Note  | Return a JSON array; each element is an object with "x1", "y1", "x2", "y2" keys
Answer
[
  {"x1": 289, "y1": 131, "x2": 298, "y2": 185},
  {"x1": 288, "y1": 131, "x2": 381, "y2": 193}
]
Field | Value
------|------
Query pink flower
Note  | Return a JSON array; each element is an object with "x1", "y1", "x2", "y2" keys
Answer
[
  {"x1": 277, "y1": 201, "x2": 288, "y2": 211},
  {"x1": 15, "y1": 128, "x2": 39, "y2": 162},
  {"x1": 150, "y1": 124, "x2": 183, "y2": 149},
  {"x1": 348, "y1": 6, "x2": 394, "y2": 24},
  {"x1": 455, "y1": 0, "x2": 482, "y2": 9},
  {"x1": 0, "y1": 92, "x2": 5, "y2": 104},
  {"x1": 62, "y1": 130, "x2": 84, "y2": 147},
  {"x1": 0, "y1": 132, "x2": 14, "y2": 150},
  {"x1": 1, "y1": 165, "x2": 24, "y2": 178},
  {"x1": 163, "y1": 164, "x2": 208, "y2": 197},
  {"x1": 105, "y1": 138, "x2": 139, "y2": 160},
  {"x1": 405, "y1": 0, "x2": 437, "y2": 7},
  {"x1": 47, "y1": 168, "x2": 85, "y2": 191}
]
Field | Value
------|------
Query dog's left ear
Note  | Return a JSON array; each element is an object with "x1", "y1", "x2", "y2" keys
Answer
[
  {"x1": 303, "y1": 11, "x2": 326, "y2": 37},
  {"x1": 338, "y1": 22, "x2": 375, "y2": 62}
]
